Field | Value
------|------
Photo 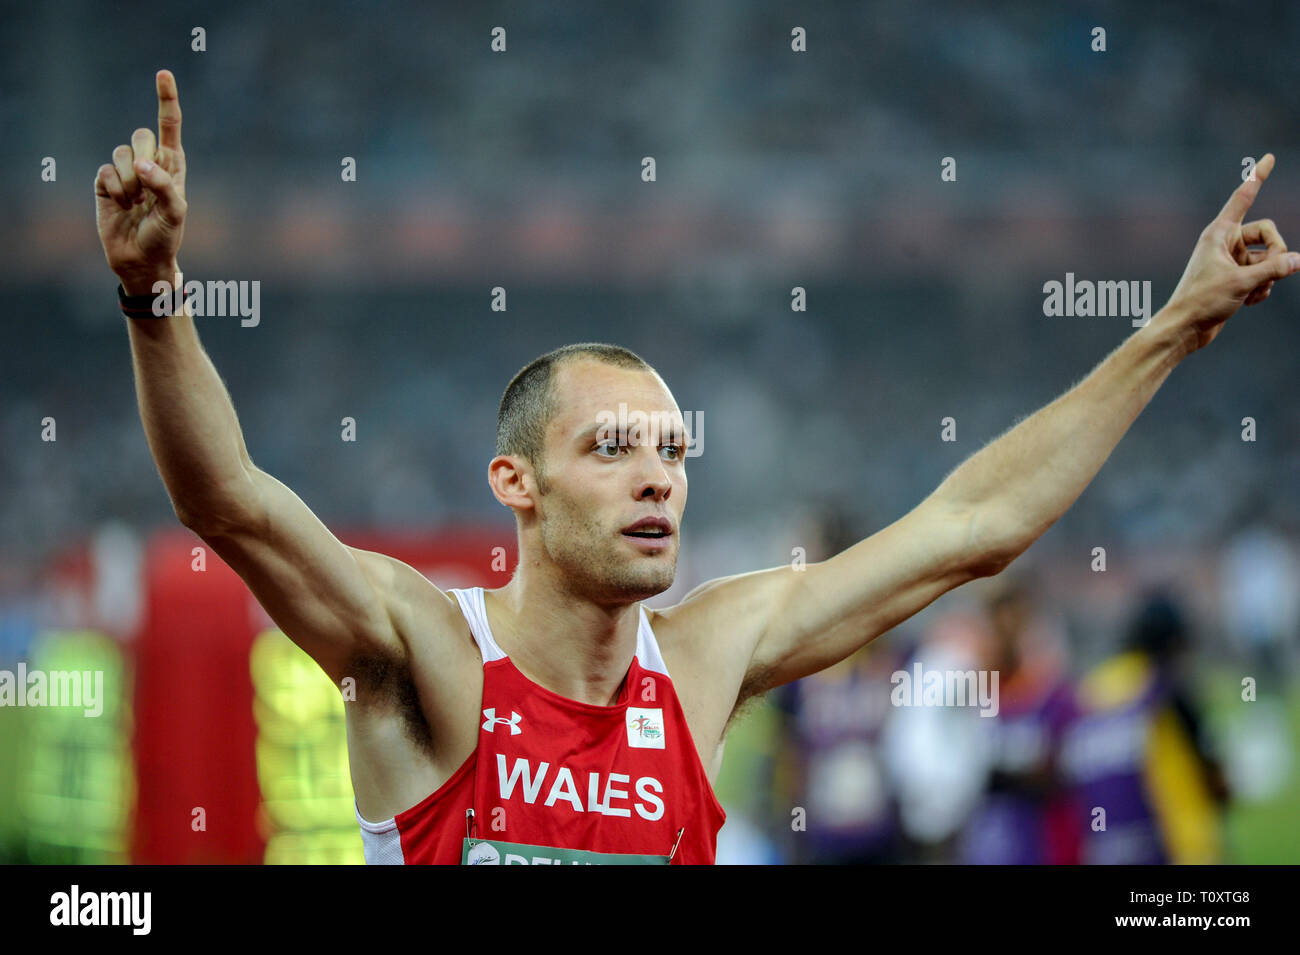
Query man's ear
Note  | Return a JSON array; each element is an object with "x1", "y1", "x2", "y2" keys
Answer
[{"x1": 488, "y1": 455, "x2": 537, "y2": 511}]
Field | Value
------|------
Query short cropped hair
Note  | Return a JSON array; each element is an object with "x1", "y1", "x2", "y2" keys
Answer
[{"x1": 496, "y1": 343, "x2": 652, "y2": 473}]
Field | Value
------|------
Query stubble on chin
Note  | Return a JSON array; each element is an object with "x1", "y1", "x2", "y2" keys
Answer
[
  {"x1": 547, "y1": 526, "x2": 676, "y2": 601},
  {"x1": 537, "y1": 493, "x2": 678, "y2": 600}
]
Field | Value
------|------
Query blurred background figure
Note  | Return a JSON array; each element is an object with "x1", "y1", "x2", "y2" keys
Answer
[
  {"x1": 955, "y1": 577, "x2": 1079, "y2": 865},
  {"x1": 1214, "y1": 516, "x2": 1298, "y2": 806},
  {"x1": 773, "y1": 642, "x2": 907, "y2": 864},
  {"x1": 1062, "y1": 590, "x2": 1230, "y2": 864},
  {"x1": 1219, "y1": 514, "x2": 1300, "y2": 686},
  {"x1": 877, "y1": 606, "x2": 990, "y2": 863},
  {"x1": 766, "y1": 504, "x2": 908, "y2": 863}
]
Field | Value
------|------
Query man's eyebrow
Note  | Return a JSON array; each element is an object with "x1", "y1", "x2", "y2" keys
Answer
[
  {"x1": 574, "y1": 416, "x2": 687, "y2": 443},
  {"x1": 572, "y1": 415, "x2": 686, "y2": 441}
]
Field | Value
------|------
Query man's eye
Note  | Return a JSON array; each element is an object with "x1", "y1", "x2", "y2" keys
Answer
[
  {"x1": 661, "y1": 444, "x2": 682, "y2": 461},
  {"x1": 595, "y1": 442, "x2": 621, "y2": 457}
]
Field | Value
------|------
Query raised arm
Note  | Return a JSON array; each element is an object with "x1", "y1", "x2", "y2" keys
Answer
[
  {"x1": 94, "y1": 70, "x2": 442, "y2": 681},
  {"x1": 940, "y1": 153, "x2": 1298, "y2": 565},
  {"x1": 674, "y1": 155, "x2": 1299, "y2": 707}
]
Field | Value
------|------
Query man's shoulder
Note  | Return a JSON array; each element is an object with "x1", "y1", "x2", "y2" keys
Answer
[
  {"x1": 645, "y1": 566, "x2": 787, "y2": 666},
  {"x1": 642, "y1": 590, "x2": 756, "y2": 696},
  {"x1": 348, "y1": 549, "x2": 482, "y2": 675}
]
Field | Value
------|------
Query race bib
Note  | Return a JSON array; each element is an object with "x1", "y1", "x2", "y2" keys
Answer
[{"x1": 461, "y1": 838, "x2": 670, "y2": 865}]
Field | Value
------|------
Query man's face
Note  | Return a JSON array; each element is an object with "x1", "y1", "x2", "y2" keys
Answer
[{"x1": 530, "y1": 359, "x2": 688, "y2": 604}]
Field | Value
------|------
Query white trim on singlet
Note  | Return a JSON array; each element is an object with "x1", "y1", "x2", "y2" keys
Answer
[
  {"x1": 636, "y1": 604, "x2": 670, "y2": 676},
  {"x1": 448, "y1": 587, "x2": 507, "y2": 663},
  {"x1": 354, "y1": 804, "x2": 405, "y2": 864},
  {"x1": 449, "y1": 586, "x2": 670, "y2": 678}
]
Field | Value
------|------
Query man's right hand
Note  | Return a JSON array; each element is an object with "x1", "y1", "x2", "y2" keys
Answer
[{"x1": 94, "y1": 69, "x2": 188, "y2": 296}]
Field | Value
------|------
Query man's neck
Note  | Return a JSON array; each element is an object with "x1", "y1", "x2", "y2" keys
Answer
[{"x1": 485, "y1": 570, "x2": 641, "y2": 707}]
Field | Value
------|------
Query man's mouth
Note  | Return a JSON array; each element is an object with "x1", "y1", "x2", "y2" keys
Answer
[{"x1": 620, "y1": 516, "x2": 674, "y2": 543}]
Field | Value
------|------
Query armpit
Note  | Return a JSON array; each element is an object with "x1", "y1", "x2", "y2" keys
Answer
[{"x1": 345, "y1": 645, "x2": 435, "y2": 756}]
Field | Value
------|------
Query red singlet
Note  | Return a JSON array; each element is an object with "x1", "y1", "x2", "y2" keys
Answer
[{"x1": 355, "y1": 587, "x2": 727, "y2": 864}]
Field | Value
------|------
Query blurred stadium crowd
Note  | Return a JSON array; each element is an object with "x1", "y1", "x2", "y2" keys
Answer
[
  {"x1": 5, "y1": 1, "x2": 1300, "y2": 576},
  {"x1": 1, "y1": 0, "x2": 1298, "y2": 862}
]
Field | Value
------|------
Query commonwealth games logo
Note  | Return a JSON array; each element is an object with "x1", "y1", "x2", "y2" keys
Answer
[{"x1": 626, "y1": 707, "x2": 665, "y2": 749}]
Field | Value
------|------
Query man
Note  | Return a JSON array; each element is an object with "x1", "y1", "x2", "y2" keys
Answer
[
  {"x1": 774, "y1": 644, "x2": 906, "y2": 864},
  {"x1": 1062, "y1": 592, "x2": 1230, "y2": 865},
  {"x1": 957, "y1": 579, "x2": 1078, "y2": 865},
  {"x1": 95, "y1": 70, "x2": 1297, "y2": 864}
]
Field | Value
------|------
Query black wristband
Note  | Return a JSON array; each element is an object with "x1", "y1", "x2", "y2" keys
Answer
[{"x1": 117, "y1": 282, "x2": 173, "y2": 318}]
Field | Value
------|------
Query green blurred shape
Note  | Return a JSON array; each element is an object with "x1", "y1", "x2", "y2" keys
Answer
[
  {"x1": 713, "y1": 694, "x2": 781, "y2": 819},
  {"x1": 13, "y1": 631, "x2": 133, "y2": 864},
  {"x1": 250, "y1": 629, "x2": 365, "y2": 864},
  {"x1": 1200, "y1": 666, "x2": 1300, "y2": 864}
]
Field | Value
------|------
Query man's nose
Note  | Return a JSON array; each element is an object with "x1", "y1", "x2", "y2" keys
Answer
[{"x1": 632, "y1": 447, "x2": 672, "y2": 501}]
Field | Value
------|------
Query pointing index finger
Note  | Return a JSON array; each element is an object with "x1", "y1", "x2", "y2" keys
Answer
[
  {"x1": 156, "y1": 69, "x2": 182, "y2": 150},
  {"x1": 1218, "y1": 152, "x2": 1274, "y2": 225}
]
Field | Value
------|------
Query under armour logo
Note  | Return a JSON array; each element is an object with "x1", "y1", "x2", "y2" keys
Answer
[{"x1": 482, "y1": 708, "x2": 523, "y2": 735}]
